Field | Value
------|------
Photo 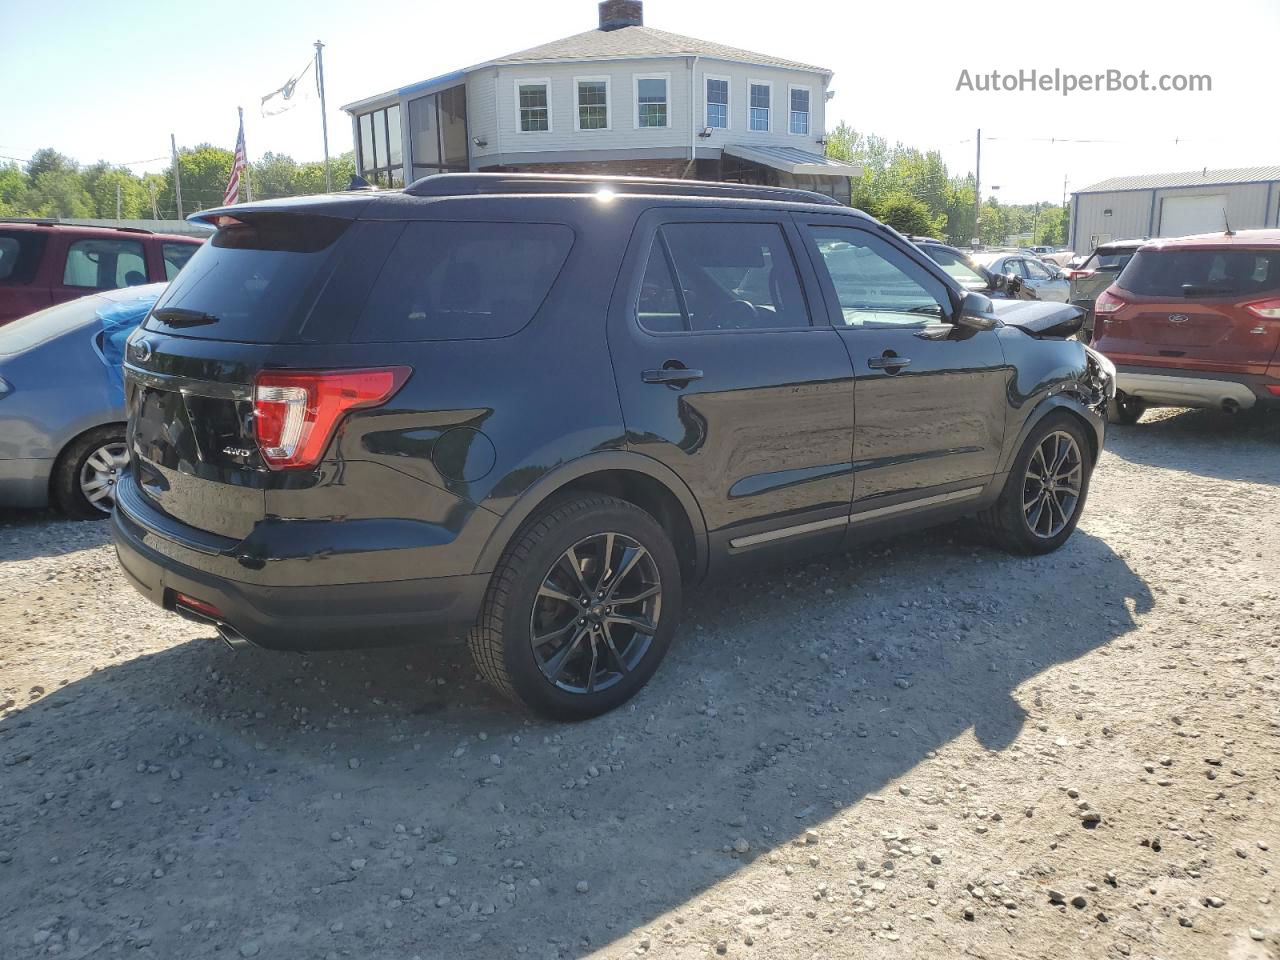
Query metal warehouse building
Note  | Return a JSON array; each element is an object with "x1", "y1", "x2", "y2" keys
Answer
[{"x1": 1070, "y1": 165, "x2": 1280, "y2": 253}]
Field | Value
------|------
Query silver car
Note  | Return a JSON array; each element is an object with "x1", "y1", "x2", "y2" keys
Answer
[
  {"x1": 974, "y1": 253, "x2": 1070, "y2": 302},
  {"x1": 0, "y1": 284, "x2": 164, "y2": 517}
]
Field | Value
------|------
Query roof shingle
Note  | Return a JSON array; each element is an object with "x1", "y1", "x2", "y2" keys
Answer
[
  {"x1": 1076, "y1": 165, "x2": 1280, "y2": 194},
  {"x1": 484, "y1": 24, "x2": 830, "y2": 74}
]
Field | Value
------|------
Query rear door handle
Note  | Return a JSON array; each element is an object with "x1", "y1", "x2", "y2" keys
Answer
[
  {"x1": 867, "y1": 356, "x2": 911, "y2": 370},
  {"x1": 642, "y1": 365, "x2": 703, "y2": 385}
]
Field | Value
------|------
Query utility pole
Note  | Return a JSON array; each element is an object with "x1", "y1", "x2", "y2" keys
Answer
[
  {"x1": 148, "y1": 181, "x2": 159, "y2": 220},
  {"x1": 1062, "y1": 174, "x2": 1068, "y2": 210},
  {"x1": 315, "y1": 40, "x2": 332, "y2": 191},
  {"x1": 1032, "y1": 201, "x2": 1040, "y2": 244},
  {"x1": 115, "y1": 182, "x2": 122, "y2": 223},
  {"x1": 170, "y1": 133, "x2": 184, "y2": 221},
  {"x1": 973, "y1": 128, "x2": 981, "y2": 247}
]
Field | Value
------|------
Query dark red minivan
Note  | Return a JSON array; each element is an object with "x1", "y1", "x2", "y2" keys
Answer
[
  {"x1": 0, "y1": 221, "x2": 203, "y2": 326},
  {"x1": 1093, "y1": 230, "x2": 1280, "y2": 423}
]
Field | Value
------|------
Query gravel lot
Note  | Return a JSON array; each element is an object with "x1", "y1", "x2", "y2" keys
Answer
[{"x1": 1, "y1": 407, "x2": 1277, "y2": 960}]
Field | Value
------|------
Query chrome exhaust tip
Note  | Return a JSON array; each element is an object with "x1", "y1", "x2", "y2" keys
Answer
[{"x1": 216, "y1": 624, "x2": 251, "y2": 650}]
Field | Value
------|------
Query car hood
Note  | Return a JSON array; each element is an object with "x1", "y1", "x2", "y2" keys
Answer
[{"x1": 991, "y1": 299, "x2": 1085, "y2": 338}]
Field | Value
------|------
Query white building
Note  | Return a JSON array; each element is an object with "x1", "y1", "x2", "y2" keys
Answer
[
  {"x1": 1070, "y1": 165, "x2": 1280, "y2": 253},
  {"x1": 339, "y1": 0, "x2": 859, "y2": 201}
]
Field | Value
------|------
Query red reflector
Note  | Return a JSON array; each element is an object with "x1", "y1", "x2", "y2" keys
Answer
[
  {"x1": 175, "y1": 593, "x2": 223, "y2": 620},
  {"x1": 1266, "y1": 385, "x2": 1280, "y2": 397},
  {"x1": 253, "y1": 367, "x2": 411, "y2": 470}
]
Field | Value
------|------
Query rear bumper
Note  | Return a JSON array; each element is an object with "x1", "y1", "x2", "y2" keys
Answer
[
  {"x1": 1115, "y1": 365, "x2": 1280, "y2": 411},
  {"x1": 0, "y1": 458, "x2": 52, "y2": 508},
  {"x1": 111, "y1": 478, "x2": 491, "y2": 651}
]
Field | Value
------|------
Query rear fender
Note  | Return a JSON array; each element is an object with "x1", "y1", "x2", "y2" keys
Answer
[{"x1": 472, "y1": 450, "x2": 709, "y2": 581}]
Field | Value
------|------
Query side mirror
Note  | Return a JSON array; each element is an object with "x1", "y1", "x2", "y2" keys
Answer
[{"x1": 957, "y1": 291, "x2": 998, "y2": 332}]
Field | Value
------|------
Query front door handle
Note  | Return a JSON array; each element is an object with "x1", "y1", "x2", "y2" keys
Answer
[
  {"x1": 642, "y1": 363, "x2": 703, "y2": 385},
  {"x1": 868, "y1": 355, "x2": 911, "y2": 370}
]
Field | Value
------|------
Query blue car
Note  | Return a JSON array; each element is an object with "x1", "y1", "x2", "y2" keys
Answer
[{"x1": 0, "y1": 283, "x2": 164, "y2": 517}]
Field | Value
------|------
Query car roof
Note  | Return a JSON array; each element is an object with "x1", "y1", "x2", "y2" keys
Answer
[
  {"x1": 189, "y1": 173, "x2": 857, "y2": 226},
  {"x1": 0, "y1": 219, "x2": 201, "y2": 244},
  {"x1": 1139, "y1": 228, "x2": 1280, "y2": 252}
]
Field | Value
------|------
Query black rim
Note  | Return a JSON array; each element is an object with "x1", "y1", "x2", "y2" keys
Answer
[
  {"x1": 1023, "y1": 431, "x2": 1083, "y2": 539},
  {"x1": 529, "y1": 532, "x2": 662, "y2": 694}
]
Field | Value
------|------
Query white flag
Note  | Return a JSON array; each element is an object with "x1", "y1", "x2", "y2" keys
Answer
[{"x1": 260, "y1": 58, "x2": 315, "y2": 117}]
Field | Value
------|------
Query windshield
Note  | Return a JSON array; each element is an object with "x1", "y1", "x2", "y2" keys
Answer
[
  {"x1": 1117, "y1": 248, "x2": 1280, "y2": 298},
  {"x1": 0, "y1": 295, "x2": 102, "y2": 356},
  {"x1": 923, "y1": 246, "x2": 987, "y2": 287}
]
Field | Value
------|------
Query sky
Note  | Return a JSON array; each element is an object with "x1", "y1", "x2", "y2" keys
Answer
[{"x1": 2, "y1": 0, "x2": 1277, "y2": 205}]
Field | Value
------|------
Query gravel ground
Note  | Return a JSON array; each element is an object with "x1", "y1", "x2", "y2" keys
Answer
[{"x1": 1, "y1": 407, "x2": 1277, "y2": 960}]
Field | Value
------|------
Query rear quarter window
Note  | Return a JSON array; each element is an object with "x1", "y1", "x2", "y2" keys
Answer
[
  {"x1": 352, "y1": 221, "x2": 574, "y2": 342},
  {"x1": 1117, "y1": 248, "x2": 1280, "y2": 298},
  {"x1": 0, "y1": 231, "x2": 48, "y2": 284}
]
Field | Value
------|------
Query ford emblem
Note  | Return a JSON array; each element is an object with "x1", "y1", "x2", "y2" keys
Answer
[{"x1": 1168, "y1": 314, "x2": 1189, "y2": 324}]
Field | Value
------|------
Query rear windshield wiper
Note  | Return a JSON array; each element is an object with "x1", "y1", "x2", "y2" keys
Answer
[{"x1": 152, "y1": 307, "x2": 221, "y2": 328}]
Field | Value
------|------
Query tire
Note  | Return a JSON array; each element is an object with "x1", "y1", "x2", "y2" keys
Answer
[
  {"x1": 468, "y1": 494, "x2": 683, "y2": 720},
  {"x1": 977, "y1": 412, "x2": 1094, "y2": 555},
  {"x1": 52, "y1": 426, "x2": 128, "y2": 520},
  {"x1": 1108, "y1": 392, "x2": 1145, "y2": 425}
]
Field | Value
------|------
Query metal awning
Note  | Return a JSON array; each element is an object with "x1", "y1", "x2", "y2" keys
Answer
[{"x1": 723, "y1": 144, "x2": 861, "y2": 178}]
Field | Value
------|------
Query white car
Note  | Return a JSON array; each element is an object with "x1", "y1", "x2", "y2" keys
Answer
[{"x1": 973, "y1": 253, "x2": 1070, "y2": 302}]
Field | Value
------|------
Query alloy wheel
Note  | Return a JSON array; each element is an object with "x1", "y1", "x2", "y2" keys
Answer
[
  {"x1": 529, "y1": 532, "x2": 662, "y2": 694},
  {"x1": 79, "y1": 441, "x2": 128, "y2": 513},
  {"x1": 1022, "y1": 431, "x2": 1082, "y2": 539}
]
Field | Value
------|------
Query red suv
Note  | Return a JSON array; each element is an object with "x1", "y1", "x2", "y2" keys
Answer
[
  {"x1": 0, "y1": 220, "x2": 204, "y2": 326},
  {"x1": 1093, "y1": 230, "x2": 1280, "y2": 422}
]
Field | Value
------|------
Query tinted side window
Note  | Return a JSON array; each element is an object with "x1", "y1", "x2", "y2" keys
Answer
[
  {"x1": 63, "y1": 238, "x2": 146, "y2": 289},
  {"x1": 0, "y1": 232, "x2": 48, "y2": 284},
  {"x1": 807, "y1": 226, "x2": 951, "y2": 328},
  {"x1": 653, "y1": 222, "x2": 810, "y2": 332},
  {"x1": 353, "y1": 221, "x2": 573, "y2": 342},
  {"x1": 162, "y1": 242, "x2": 198, "y2": 280}
]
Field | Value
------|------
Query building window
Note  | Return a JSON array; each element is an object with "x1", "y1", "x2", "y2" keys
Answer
[
  {"x1": 634, "y1": 74, "x2": 668, "y2": 128},
  {"x1": 516, "y1": 80, "x2": 550, "y2": 132},
  {"x1": 706, "y1": 76, "x2": 729, "y2": 129},
  {"x1": 789, "y1": 86, "x2": 810, "y2": 135},
  {"x1": 357, "y1": 104, "x2": 404, "y2": 187},
  {"x1": 749, "y1": 82, "x2": 770, "y2": 132},
  {"x1": 407, "y1": 86, "x2": 468, "y2": 180},
  {"x1": 576, "y1": 77, "x2": 609, "y2": 130}
]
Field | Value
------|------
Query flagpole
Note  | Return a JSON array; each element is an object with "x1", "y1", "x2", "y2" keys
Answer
[
  {"x1": 315, "y1": 40, "x2": 332, "y2": 192},
  {"x1": 240, "y1": 106, "x2": 253, "y2": 202}
]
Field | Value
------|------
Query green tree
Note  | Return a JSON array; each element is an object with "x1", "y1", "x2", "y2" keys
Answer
[
  {"x1": 877, "y1": 191, "x2": 946, "y2": 239},
  {"x1": 25, "y1": 168, "x2": 92, "y2": 218},
  {"x1": 165, "y1": 144, "x2": 234, "y2": 213},
  {"x1": 0, "y1": 163, "x2": 28, "y2": 215},
  {"x1": 25, "y1": 148, "x2": 76, "y2": 181},
  {"x1": 89, "y1": 168, "x2": 149, "y2": 219}
]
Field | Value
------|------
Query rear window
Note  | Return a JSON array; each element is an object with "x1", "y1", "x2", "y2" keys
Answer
[
  {"x1": 162, "y1": 241, "x2": 199, "y2": 280},
  {"x1": 352, "y1": 221, "x2": 573, "y2": 342},
  {"x1": 1117, "y1": 248, "x2": 1280, "y2": 298},
  {"x1": 146, "y1": 215, "x2": 350, "y2": 342},
  {"x1": 0, "y1": 231, "x2": 48, "y2": 284},
  {"x1": 1084, "y1": 249, "x2": 1135, "y2": 272}
]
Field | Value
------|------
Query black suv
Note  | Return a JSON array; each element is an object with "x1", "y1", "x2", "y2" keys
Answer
[{"x1": 113, "y1": 174, "x2": 1113, "y2": 719}]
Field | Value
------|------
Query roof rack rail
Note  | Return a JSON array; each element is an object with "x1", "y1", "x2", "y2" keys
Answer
[
  {"x1": 403, "y1": 172, "x2": 844, "y2": 207},
  {"x1": 0, "y1": 217, "x2": 156, "y2": 234}
]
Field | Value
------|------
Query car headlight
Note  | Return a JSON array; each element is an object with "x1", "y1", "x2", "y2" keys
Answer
[{"x1": 1083, "y1": 344, "x2": 1117, "y2": 399}]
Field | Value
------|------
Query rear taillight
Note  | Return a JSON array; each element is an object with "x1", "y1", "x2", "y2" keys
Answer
[
  {"x1": 1094, "y1": 289, "x2": 1126, "y2": 315},
  {"x1": 253, "y1": 367, "x2": 411, "y2": 470},
  {"x1": 1245, "y1": 298, "x2": 1280, "y2": 320},
  {"x1": 1068, "y1": 270, "x2": 1093, "y2": 281}
]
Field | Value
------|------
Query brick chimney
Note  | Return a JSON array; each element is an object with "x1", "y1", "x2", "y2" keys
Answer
[{"x1": 598, "y1": 0, "x2": 642, "y2": 30}]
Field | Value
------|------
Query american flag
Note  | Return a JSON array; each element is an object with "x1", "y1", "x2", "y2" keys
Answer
[{"x1": 223, "y1": 114, "x2": 247, "y2": 205}]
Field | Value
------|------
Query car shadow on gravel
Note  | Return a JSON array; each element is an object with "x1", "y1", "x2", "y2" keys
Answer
[
  {"x1": 1105, "y1": 407, "x2": 1280, "y2": 486},
  {"x1": 0, "y1": 508, "x2": 111, "y2": 563},
  {"x1": 0, "y1": 529, "x2": 1151, "y2": 959}
]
